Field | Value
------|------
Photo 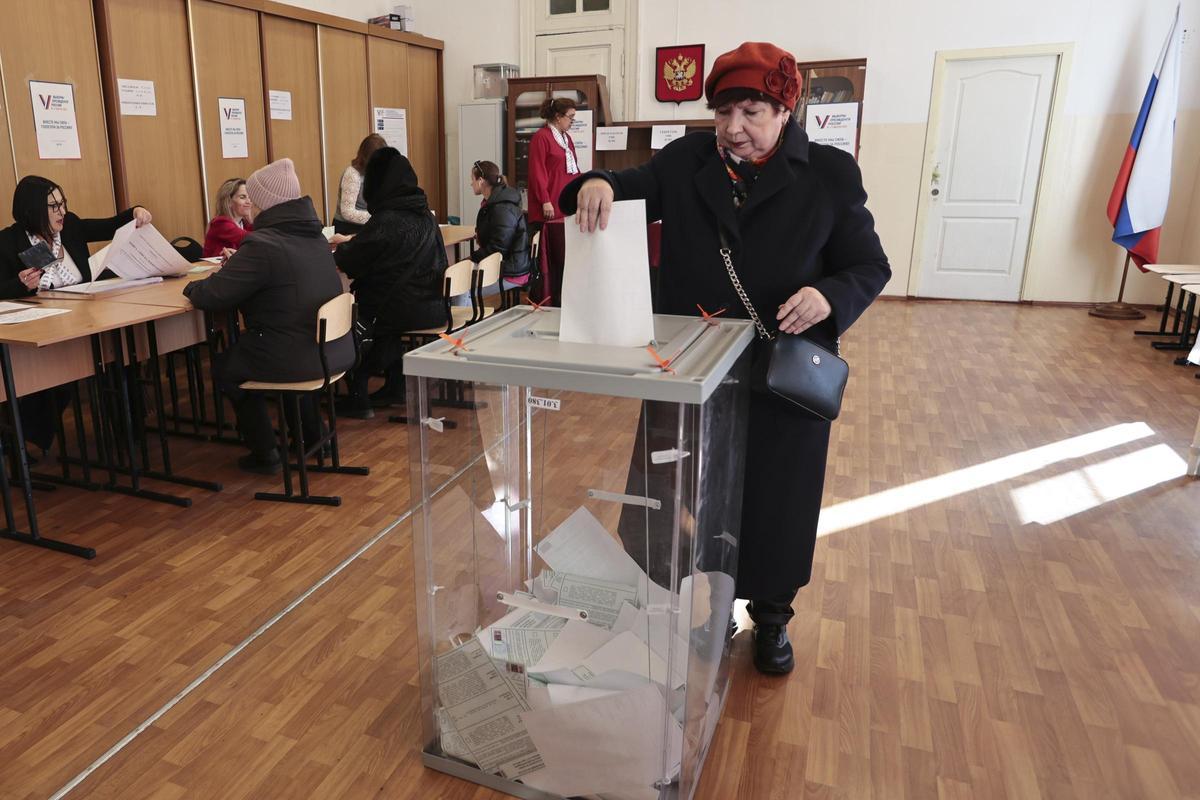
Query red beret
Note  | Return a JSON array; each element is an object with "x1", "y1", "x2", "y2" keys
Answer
[{"x1": 704, "y1": 42, "x2": 801, "y2": 109}]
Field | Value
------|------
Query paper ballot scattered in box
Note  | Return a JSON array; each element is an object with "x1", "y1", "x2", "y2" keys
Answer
[{"x1": 560, "y1": 199, "x2": 655, "y2": 347}]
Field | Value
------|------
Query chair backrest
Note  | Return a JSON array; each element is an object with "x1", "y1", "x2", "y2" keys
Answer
[
  {"x1": 171, "y1": 236, "x2": 203, "y2": 262},
  {"x1": 476, "y1": 252, "x2": 502, "y2": 290},
  {"x1": 316, "y1": 292, "x2": 354, "y2": 343},
  {"x1": 530, "y1": 230, "x2": 541, "y2": 260},
  {"x1": 443, "y1": 258, "x2": 474, "y2": 298}
]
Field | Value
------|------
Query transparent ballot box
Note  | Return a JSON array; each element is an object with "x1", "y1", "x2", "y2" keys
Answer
[{"x1": 403, "y1": 307, "x2": 753, "y2": 800}]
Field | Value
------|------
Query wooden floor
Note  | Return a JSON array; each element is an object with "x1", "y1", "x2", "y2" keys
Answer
[{"x1": 2, "y1": 299, "x2": 1199, "y2": 799}]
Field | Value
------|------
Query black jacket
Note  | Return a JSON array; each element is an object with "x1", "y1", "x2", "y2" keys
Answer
[
  {"x1": 561, "y1": 121, "x2": 891, "y2": 598},
  {"x1": 333, "y1": 149, "x2": 447, "y2": 335},
  {"x1": 184, "y1": 196, "x2": 354, "y2": 384},
  {"x1": 472, "y1": 185, "x2": 530, "y2": 277},
  {"x1": 0, "y1": 208, "x2": 135, "y2": 298}
]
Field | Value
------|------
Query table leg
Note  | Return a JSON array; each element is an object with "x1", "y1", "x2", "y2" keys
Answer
[
  {"x1": 1152, "y1": 294, "x2": 1195, "y2": 351},
  {"x1": 1134, "y1": 283, "x2": 1175, "y2": 336},
  {"x1": 0, "y1": 343, "x2": 95, "y2": 558}
]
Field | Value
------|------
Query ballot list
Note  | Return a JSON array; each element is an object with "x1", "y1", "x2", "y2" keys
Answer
[{"x1": 434, "y1": 638, "x2": 544, "y2": 778}]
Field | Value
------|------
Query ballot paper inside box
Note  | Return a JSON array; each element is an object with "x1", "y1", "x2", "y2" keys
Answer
[{"x1": 402, "y1": 307, "x2": 754, "y2": 800}]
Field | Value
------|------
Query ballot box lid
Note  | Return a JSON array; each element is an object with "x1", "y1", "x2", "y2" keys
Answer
[{"x1": 403, "y1": 307, "x2": 754, "y2": 404}]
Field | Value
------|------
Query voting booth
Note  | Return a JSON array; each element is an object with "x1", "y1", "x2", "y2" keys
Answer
[{"x1": 403, "y1": 306, "x2": 754, "y2": 800}]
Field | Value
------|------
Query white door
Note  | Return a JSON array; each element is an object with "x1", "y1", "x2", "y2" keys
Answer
[
  {"x1": 916, "y1": 55, "x2": 1058, "y2": 301},
  {"x1": 534, "y1": 28, "x2": 624, "y2": 119}
]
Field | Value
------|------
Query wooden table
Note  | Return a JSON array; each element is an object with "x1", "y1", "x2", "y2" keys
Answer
[
  {"x1": 1138, "y1": 264, "x2": 1200, "y2": 338},
  {"x1": 440, "y1": 224, "x2": 475, "y2": 262},
  {"x1": 0, "y1": 291, "x2": 220, "y2": 559}
]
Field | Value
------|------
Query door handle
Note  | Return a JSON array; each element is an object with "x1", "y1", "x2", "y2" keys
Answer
[{"x1": 931, "y1": 188, "x2": 940, "y2": 197}]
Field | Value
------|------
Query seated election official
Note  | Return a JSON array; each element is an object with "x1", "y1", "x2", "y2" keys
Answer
[
  {"x1": 202, "y1": 177, "x2": 254, "y2": 258},
  {"x1": 0, "y1": 176, "x2": 152, "y2": 455},
  {"x1": 0, "y1": 175, "x2": 152, "y2": 298},
  {"x1": 184, "y1": 159, "x2": 354, "y2": 474}
]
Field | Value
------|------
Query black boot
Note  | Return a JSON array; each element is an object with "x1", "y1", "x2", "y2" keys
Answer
[
  {"x1": 752, "y1": 624, "x2": 794, "y2": 674},
  {"x1": 238, "y1": 449, "x2": 281, "y2": 475}
]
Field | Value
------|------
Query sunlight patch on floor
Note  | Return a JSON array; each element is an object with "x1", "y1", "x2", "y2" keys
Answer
[{"x1": 817, "y1": 422, "x2": 1156, "y2": 537}]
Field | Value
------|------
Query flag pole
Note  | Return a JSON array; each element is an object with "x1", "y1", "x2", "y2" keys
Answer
[{"x1": 1089, "y1": 253, "x2": 1146, "y2": 320}]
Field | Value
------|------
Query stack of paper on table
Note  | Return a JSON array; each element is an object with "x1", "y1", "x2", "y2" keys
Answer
[
  {"x1": 433, "y1": 505, "x2": 734, "y2": 798},
  {"x1": 88, "y1": 220, "x2": 192, "y2": 280},
  {"x1": 40, "y1": 276, "x2": 164, "y2": 299}
]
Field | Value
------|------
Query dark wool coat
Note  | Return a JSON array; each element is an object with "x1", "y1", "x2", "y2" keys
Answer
[
  {"x1": 472, "y1": 185, "x2": 530, "y2": 278},
  {"x1": 560, "y1": 120, "x2": 891, "y2": 598},
  {"x1": 332, "y1": 158, "x2": 447, "y2": 336},
  {"x1": 184, "y1": 196, "x2": 354, "y2": 384},
  {"x1": 0, "y1": 208, "x2": 135, "y2": 299}
]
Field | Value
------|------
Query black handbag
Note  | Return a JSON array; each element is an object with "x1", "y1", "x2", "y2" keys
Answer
[{"x1": 717, "y1": 228, "x2": 848, "y2": 421}]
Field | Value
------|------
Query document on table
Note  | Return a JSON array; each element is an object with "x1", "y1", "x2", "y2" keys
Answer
[
  {"x1": 89, "y1": 221, "x2": 191, "y2": 279},
  {"x1": 560, "y1": 199, "x2": 654, "y2": 347},
  {"x1": 519, "y1": 682, "x2": 681, "y2": 800},
  {"x1": 535, "y1": 570, "x2": 638, "y2": 630},
  {"x1": 435, "y1": 638, "x2": 544, "y2": 779},
  {"x1": 52, "y1": 276, "x2": 164, "y2": 296},
  {"x1": 0, "y1": 307, "x2": 71, "y2": 324},
  {"x1": 475, "y1": 608, "x2": 567, "y2": 667}
]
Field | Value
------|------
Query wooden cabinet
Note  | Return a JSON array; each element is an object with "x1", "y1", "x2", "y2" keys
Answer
[
  {"x1": 593, "y1": 119, "x2": 714, "y2": 172},
  {"x1": 506, "y1": 74, "x2": 610, "y2": 203},
  {"x1": 796, "y1": 58, "x2": 867, "y2": 160}
]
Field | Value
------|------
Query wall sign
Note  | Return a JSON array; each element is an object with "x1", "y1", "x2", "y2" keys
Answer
[
  {"x1": 29, "y1": 81, "x2": 81, "y2": 160},
  {"x1": 218, "y1": 97, "x2": 249, "y2": 158},
  {"x1": 655, "y1": 45, "x2": 705, "y2": 104},
  {"x1": 804, "y1": 101, "x2": 859, "y2": 157},
  {"x1": 373, "y1": 107, "x2": 408, "y2": 155},
  {"x1": 117, "y1": 79, "x2": 157, "y2": 116}
]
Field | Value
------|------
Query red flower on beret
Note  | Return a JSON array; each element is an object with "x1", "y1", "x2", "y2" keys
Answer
[
  {"x1": 765, "y1": 70, "x2": 787, "y2": 95},
  {"x1": 779, "y1": 55, "x2": 797, "y2": 77}
]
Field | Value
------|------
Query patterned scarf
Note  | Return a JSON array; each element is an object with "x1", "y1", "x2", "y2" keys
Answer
[
  {"x1": 717, "y1": 137, "x2": 783, "y2": 208},
  {"x1": 551, "y1": 125, "x2": 580, "y2": 175},
  {"x1": 27, "y1": 231, "x2": 80, "y2": 289}
]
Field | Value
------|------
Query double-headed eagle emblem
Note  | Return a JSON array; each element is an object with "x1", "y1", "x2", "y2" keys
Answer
[{"x1": 662, "y1": 54, "x2": 697, "y2": 93}]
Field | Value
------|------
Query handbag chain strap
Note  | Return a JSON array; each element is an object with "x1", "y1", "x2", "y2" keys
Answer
[{"x1": 717, "y1": 227, "x2": 774, "y2": 341}]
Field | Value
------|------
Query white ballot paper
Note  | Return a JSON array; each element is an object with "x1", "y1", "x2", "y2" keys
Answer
[
  {"x1": 89, "y1": 221, "x2": 191, "y2": 280},
  {"x1": 520, "y1": 682, "x2": 681, "y2": 800},
  {"x1": 1188, "y1": 334, "x2": 1200, "y2": 366},
  {"x1": 560, "y1": 199, "x2": 654, "y2": 347},
  {"x1": 528, "y1": 619, "x2": 614, "y2": 675},
  {"x1": 535, "y1": 570, "x2": 638, "y2": 630},
  {"x1": 0, "y1": 307, "x2": 71, "y2": 324},
  {"x1": 535, "y1": 507, "x2": 666, "y2": 607},
  {"x1": 476, "y1": 608, "x2": 567, "y2": 667},
  {"x1": 435, "y1": 638, "x2": 544, "y2": 778}
]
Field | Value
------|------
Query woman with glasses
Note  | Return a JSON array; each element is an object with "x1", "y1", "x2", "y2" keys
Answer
[
  {"x1": 0, "y1": 175, "x2": 153, "y2": 457},
  {"x1": 526, "y1": 96, "x2": 579, "y2": 231},
  {"x1": 0, "y1": 175, "x2": 152, "y2": 298}
]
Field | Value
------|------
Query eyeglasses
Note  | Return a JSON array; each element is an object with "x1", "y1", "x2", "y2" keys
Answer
[{"x1": 47, "y1": 197, "x2": 67, "y2": 213}]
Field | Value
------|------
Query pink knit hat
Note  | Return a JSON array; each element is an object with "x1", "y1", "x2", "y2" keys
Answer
[{"x1": 246, "y1": 158, "x2": 301, "y2": 212}]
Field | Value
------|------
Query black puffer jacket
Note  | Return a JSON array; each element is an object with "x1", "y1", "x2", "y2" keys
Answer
[
  {"x1": 333, "y1": 148, "x2": 446, "y2": 334},
  {"x1": 472, "y1": 185, "x2": 530, "y2": 278},
  {"x1": 183, "y1": 196, "x2": 354, "y2": 383}
]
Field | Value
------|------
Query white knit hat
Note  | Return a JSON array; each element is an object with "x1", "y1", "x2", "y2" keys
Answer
[{"x1": 246, "y1": 158, "x2": 301, "y2": 212}]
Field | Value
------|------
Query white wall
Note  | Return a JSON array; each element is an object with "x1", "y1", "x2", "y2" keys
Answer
[{"x1": 289, "y1": 0, "x2": 1200, "y2": 302}]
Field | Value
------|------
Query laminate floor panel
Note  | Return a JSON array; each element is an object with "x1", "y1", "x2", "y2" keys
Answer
[{"x1": 1, "y1": 300, "x2": 1197, "y2": 799}]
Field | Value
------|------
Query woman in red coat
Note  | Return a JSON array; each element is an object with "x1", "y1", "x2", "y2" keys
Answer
[
  {"x1": 526, "y1": 96, "x2": 579, "y2": 228},
  {"x1": 202, "y1": 177, "x2": 254, "y2": 258}
]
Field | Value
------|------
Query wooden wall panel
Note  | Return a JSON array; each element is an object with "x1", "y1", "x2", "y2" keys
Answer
[
  {"x1": 368, "y1": 37, "x2": 410, "y2": 114},
  {"x1": 0, "y1": 81, "x2": 17, "y2": 223},
  {"x1": 96, "y1": 0, "x2": 206, "y2": 241},
  {"x1": 0, "y1": 0, "x2": 114, "y2": 221},
  {"x1": 319, "y1": 26, "x2": 370, "y2": 225},
  {"x1": 191, "y1": 0, "x2": 268, "y2": 214},
  {"x1": 261, "y1": 16, "x2": 324, "y2": 218},
  {"x1": 407, "y1": 46, "x2": 442, "y2": 217}
]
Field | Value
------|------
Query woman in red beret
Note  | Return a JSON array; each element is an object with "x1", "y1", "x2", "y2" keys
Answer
[{"x1": 561, "y1": 42, "x2": 890, "y2": 675}]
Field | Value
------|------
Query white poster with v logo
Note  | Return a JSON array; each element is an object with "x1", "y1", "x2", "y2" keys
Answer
[
  {"x1": 218, "y1": 97, "x2": 249, "y2": 159},
  {"x1": 805, "y1": 101, "x2": 858, "y2": 157}
]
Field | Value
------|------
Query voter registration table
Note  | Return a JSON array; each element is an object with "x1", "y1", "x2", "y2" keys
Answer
[{"x1": 0, "y1": 271, "x2": 218, "y2": 559}]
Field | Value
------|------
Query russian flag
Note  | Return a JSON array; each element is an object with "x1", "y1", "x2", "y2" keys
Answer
[{"x1": 1107, "y1": 4, "x2": 1182, "y2": 270}]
